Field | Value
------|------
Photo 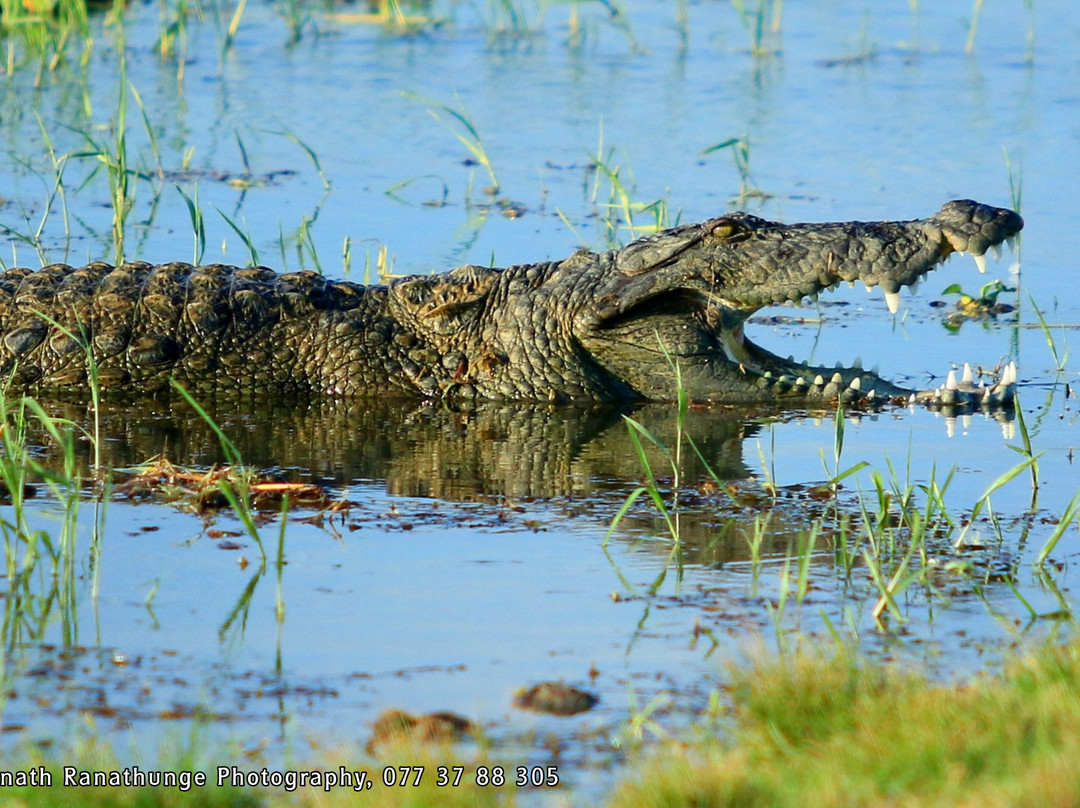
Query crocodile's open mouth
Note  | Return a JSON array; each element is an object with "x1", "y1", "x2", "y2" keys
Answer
[{"x1": 585, "y1": 233, "x2": 1022, "y2": 409}]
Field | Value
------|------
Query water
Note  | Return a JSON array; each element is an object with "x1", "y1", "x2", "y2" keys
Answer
[{"x1": 0, "y1": 0, "x2": 1078, "y2": 799}]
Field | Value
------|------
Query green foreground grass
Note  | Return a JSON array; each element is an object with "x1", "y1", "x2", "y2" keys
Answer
[
  {"x1": 614, "y1": 639, "x2": 1080, "y2": 808},
  {"x1": 4, "y1": 638, "x2": 1080, "y2": 807}
]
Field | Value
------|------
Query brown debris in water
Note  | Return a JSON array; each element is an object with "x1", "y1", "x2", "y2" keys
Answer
[
  {"x1": 366, "y1": 709, "x2": 475, "y2": 755},
  {"x1": 114, "y1": 457, "x2": 349, "y2": 515},
  {"x1": 514, "y1": 682, "x2": 598, "y2": 716}
]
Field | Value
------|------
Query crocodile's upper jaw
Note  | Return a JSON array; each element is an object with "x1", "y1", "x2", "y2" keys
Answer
[{"x1": 577, "y1": 200, "x2": 1024, "y2": 407}]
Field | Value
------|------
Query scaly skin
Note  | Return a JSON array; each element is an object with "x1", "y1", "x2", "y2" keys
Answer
[{"x1": 0, "y1": 199, "x2": 1022, "y2": 406}]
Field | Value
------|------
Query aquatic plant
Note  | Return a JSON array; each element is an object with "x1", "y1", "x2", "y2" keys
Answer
[
  {"x1": 176, "y1": 184, "x2": 207, "y2": 266},
  {"x1": 0, "y1": 393, "x2": 100, "y2": 660},
  {"x1": 154, "y1": 0, "x2": 190, "y2": 71},
  {"x1": 619, "y1": 685, "x2": 671, "y2": 746},
  {"x1": 586, "y1": 133, "x2": 670, "y2": 246},
  {"x1": 169, "y1": 381, "x2": 266, "y2": 562},
  {"x1": 606, "y1": 337, "x2": 690, "y2": 543},
  {"x1": 1028, "y1": 296, "x2": 1070, "y2": 375},
  {"x1": 728, "y1": 0, "x2": 782, "y2": 57},
  {"x1": 701, "y1": 134, "x2": 766, "y2": 203},
  {"x1": 215, "y1": 207, "x2": 260, "y2": 266},
  {"x1": 0, "y1": 0, "x2": 90, "y2": 72},
  {"x1": 216, "y1": 0, "x2": 249, "y2": 66},
  {"x1": 325, "y1": 0, "x2": 440, "y2": 34},
  {"x1": 967, "y1": 0, "x2": 1035, "y2": 62},
  {"x1": 402, "y1": 92, "x2": 500, "y2": 195}
]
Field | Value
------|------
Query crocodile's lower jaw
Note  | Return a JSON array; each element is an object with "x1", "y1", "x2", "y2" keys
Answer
[{"x1": 740, "y1": 335, "x2": 1017, "y2": 411}]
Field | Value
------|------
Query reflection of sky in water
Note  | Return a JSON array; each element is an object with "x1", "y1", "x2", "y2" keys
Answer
[{"x1": 0, "y1": 0, "x2": 1077, "y2": 786}]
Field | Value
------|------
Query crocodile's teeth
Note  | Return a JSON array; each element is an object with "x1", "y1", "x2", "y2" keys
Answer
[
  {"x1": 813, "y1": 375, "x2": 825, "y2": 386},
  {"x1": 1006, "y1": 236, "x2": 1017, "y2": 251},
  {"x1": 972, "y1": 252, "x2": 987, "y2": 274},
  {"x1": 946, "y1": 417, "x2": 956, "y2": 438},
  {"x1": 962, "y1": 362, "x2": 973, "y2": 384},
  {"x1": 884, "y1": 290, "x2": 901, "y2": 314},
  {"x1": 946, "y1": 370, "x2": 958, "y2": 391},
  {"x1": 848, "y1": 377, "x2": 861, "y2": 391},
  {"x1": 847, "y1": 281, "x2": 855, "y2": 289},
  {"x1": 1003, "y1": 361, "x2": 1017, "y2": 386},
  {"x1": 991, "y1": 244, "x2": 1002, "y2": 262},
  {"x1": 831, "y1": 372, "x2": 843, "y2": 384},
  {"x1": 962, "y1": 414, "x2": 972, "y2": 429},
  {"x1": 908, "y1": 278, "x2": 920, "y2": 294}
]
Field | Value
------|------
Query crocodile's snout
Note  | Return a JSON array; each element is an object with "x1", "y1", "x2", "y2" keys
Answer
[{"x1": 932, "y1": 199, "x2": 1024, "y2": 270}]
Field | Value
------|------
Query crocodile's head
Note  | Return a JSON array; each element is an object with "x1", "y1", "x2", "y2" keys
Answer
[{"x1": 574, "y1": 199, "x2": 1024, "y2": 408}]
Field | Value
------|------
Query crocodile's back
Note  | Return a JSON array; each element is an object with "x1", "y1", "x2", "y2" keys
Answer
[{"x1": 0, "y1": 261, "x2": 388, "y2": 395}]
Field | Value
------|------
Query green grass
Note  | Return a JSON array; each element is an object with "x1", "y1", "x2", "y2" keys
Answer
[
  {"x1": 728, "y1": 0, "x2": 782, "y2": 57},
  {"x1": 605, "y1": 339, "x2": 689, "y2": 549},
  {"x1": 0, "y1": 0, "x2": 90, "y2": 72},
  {"x1": 584, "y1": 130, "x2": 671, "y2": 246},
  {"x1": 401, "y1": 92, "x2": 500, "y2": 195},
  {"x1": 0, "y1": 394, "x2": 96, "y2": 665},
  {"x1": 701, "y1": 133, "x2": 767, "y2": 203},
  {"x1": 611, "y1": 638, "x2": 1080, "y2": 807}
]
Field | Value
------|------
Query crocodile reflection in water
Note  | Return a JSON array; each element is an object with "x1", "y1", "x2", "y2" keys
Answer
[
  {"x1": 26, "y1": 397, "x2": 1015, "y2": 569},
  {"x1": 39, "y1": 398, "x2": 753, "y2": 500}
]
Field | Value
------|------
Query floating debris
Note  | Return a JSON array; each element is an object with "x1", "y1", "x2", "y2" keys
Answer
[
  {"x1": 366, "y1": 709, "x2": 475, "y2": 754},
  {"x1": 514, "y1": 682, "x2": 598, "y2": 716},
  {"x1": 114, "y1": 457, "x2": 347, "y2": 514}
]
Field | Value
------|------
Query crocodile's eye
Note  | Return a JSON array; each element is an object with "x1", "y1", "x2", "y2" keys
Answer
[{"x1": 710, "y1": 220, "x2": 745, "y2": 241}]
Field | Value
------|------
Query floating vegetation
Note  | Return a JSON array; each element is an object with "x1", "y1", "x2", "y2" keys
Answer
[
  {"x1": 940, "y1": 279, "x2": 1016, "y2": 328},
  {"x1": 113, "y1": 457, "x2": 344, "y2": 515},
  {"x1": 327, "y1": 0, "x2": 444, "y2": 33}
]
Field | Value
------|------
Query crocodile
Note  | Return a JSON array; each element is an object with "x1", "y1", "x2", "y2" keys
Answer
[{"x1": 0, "y1": 199, "x2": 1022, "y2": 407}]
